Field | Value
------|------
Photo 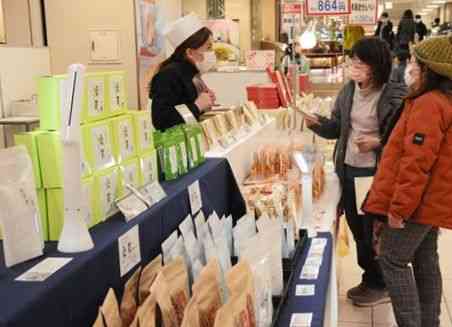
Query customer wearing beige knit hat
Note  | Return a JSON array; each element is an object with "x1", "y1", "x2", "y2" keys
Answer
[{"x1": 363, "y1": 36, "x2": 452, "y2": 327}]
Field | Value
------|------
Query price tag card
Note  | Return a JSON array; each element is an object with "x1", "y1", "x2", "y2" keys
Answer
[
  {"x1": 140, "y1": 182, "x2": 167, "y2": 207},
  {"x1": 188, "y1": 181, "x2": 203, "y2": 214},
  {"x1": 116, "y1": 193, "x2": 148, "y2": 222},
  {"x1": 16, "y1": 258, "x2": 73, "y2": 282},
  {"x1": 306, "y1": 0, "x2": 351, "y2": 16},
  {"x1": 349, "y1": 0, "x2": 378, "y2": 25},
  {"x1": 300, "y1": 265, "x2": 320, "y2": 280},
  {"x1": 296, "y1": 284, "x2": 316, "y2": 297},
  {"x1": 175, "y1": 104, "x2": 197, "y2": 124},
  {"x1": 304, "y1": 256, "x2": 323, "y2": 267},
  {"x1": 118, "y1": 226, "x2": 141, "y2": 277},
  {"x1": 290, "y1": 313, "x2": 313, "y2": 327}
]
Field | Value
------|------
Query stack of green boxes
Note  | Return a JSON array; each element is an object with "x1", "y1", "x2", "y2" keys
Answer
[
  {"x1": 14, "y1": 71, "x2": 159, "y2": 241},
  {"x1": 154, "y1": 124, "x2": 205, "y2": 181}
]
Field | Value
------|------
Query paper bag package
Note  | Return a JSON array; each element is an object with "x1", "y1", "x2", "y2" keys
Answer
[
  {"x1": 130, "y1": 110, "x2": 154, "y2": 154},
  {"x1": 0, "y1": 189, "x2": 48, "y2": 241},
  {"x1": 154, "y1": 131, "x2": 179, "y2": 181},
  {"x1": 14, "y1": 131, "x2": 46, "y2": 188},
  {"x1": 106, "y1": 71, "x2": 128, "y2": 117},
  {"x1": 82, "y1": 120, "x2": 116, "y2": 174},
  {"x1": 120, "y1": 158, "x2": 141, "y2": 193},
  {"x1": 46, "y1": 177, "x2": 99, "y2": 241},
  {"x1": 111, "y1": 114, "x2": 137, "y2": 163},
  {"x1": 93, "y1": 166, "x2": 121, "y2": 222},
  {"x1": 139, "y1": 150, "x2": 158, "y2": 186}
]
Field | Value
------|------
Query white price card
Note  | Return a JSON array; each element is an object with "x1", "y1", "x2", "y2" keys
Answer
[
  {"x1": 304, "y1": 256, "x2": 323, "y2": 267},
  {"x1": 300, "y1": 265, "x2": 320, "y2": 280},
  {"x1": 296, "y1": 284, "x2": 316, "y2": 297},
  {"x1": 290, "y1": 313, "x2": 313, "y2": 327},
  {"x1": 118, "y1": 225, "x2": 141, "y2": 277},
  {"x1": 188, "y1": 180, "x2": 203, "y2": 214},
  {"x1": 116, "y1": 193, "x2": 148, "y2": 222},
  {"x1": 306, "y1": 0, "x2": 351, "y2": 16},
  {"x1": 349, "y1": 0, "x2": 378, "y2": 25},
  {"x1": 16, "y1": 258, "x2": 73, "y2": 282},
  {"x1": 140, "y1": 182, "x2": 167, "y2": 206}
]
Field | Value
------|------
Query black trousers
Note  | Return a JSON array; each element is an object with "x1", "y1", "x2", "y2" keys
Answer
[{"x1": 342, "y1": 165, "x2": 386, "y2": 290}]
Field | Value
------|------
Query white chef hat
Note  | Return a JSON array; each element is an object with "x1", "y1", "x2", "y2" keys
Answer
[{"x1": 164, "y1": 13, "x2": 206, "y2": 49}]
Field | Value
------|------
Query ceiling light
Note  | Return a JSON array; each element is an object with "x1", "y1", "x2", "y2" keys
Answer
[
  {"x1": 427, "y1": 4, "x2": 440, "y2": 8},
  {"x1": 431, "y1": 0, "x2": 446, "y2": 3},
  {"x1": 385, "y1": 1, "x2": 393, "y2": 9}
]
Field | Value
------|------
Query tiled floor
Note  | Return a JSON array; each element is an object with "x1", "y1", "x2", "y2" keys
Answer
[{"x1": 337, "y1": 229, "x2": 452, "y2": 326}]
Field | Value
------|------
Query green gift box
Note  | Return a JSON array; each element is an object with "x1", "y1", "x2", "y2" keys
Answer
[
  {"x1": 119, "y1": 158, "x2": 141, "y2": 193},
  {"x1": 38, "y1": 74, "x2": 66, "y2": 131},
  {"x1": 111, "y1": 114, "x2": 137, "y2": 164},
  {"x1": 93, "y1": 166, "x2": 121, "y2": 222},
  {"x1": 82, "y1": 120, "x2": 116, "y2": 174},
  {"x1": 130, "y1": 110, "x2": 154, "y2": 154},
  {"x1": 106, "y1": 71, "x2": 128, "y2": 117},
  {"x1": 46, "y1": 178, "x2": 98, "y2": 241},
  {"x1": 182, "y1": 125, "x2": 202, "y2": 169},
  {"x1": 14, "y1": 131, "x2": 46, "y2": 188},
  {"x1": 139, "y1": 149, "x2": 158, "y2": 186}
]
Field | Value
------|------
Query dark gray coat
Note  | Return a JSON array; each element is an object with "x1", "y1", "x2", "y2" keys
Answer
[{"x1": 310, "y1": 81, "x2": 407, "y2": 183}]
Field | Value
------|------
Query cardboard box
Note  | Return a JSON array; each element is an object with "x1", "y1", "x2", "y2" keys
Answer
[
  {"x1": 111, "y1": 114, "x2": 137, "y2": 164},
  {"x1": 119, "y1": 158, "x2": 141, "y2": 194},
  {"x1": 106, "y1": 71, "x2": 128, "y2": 117},
  {"x1": 14, "y1": 131, "x2": 46, "y2": 188},
  {"x1": 139, "y1": 150, "x2": 158, "y2": 186},
  {"x1": 46, "y1": 178, "x2": 97, "y2": 241},
  {"x1": 130, "y1": 110, "x2": 154, "y2": 153},
  {"x1": 93, "y1": 166, "x2": 121, "y2": 222},
  {"x1": 82, "y1": 120, "x2": 116, "y2": 173}
]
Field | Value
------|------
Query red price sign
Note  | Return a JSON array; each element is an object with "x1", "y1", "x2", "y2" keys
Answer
[{"x1": 305, "y1": 0, "x2": 351, "y2": 16}]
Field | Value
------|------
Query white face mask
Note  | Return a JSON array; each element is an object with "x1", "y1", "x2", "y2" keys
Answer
[
  {"x1": 196, "y1": 51, "x2": 217, "y2": 74},
  {"x1": 404, "y1": 64, "x2": 417, "y2": 87}
]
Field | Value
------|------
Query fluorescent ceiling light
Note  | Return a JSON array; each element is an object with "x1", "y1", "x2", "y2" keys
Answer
[
  {"x1": 431, "y1": 0, "x2": 446, "y2": 3},
  {"x1": 385, "y1": 1, "x2": 393, "y2": 9},
  {"x1": 427, "y1": 4, "x2": 440, "y2": 8}
]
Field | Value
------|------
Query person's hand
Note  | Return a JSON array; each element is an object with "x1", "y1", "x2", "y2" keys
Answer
[
  {"x1": 355, "y1": 135, "x2": 380, "y2": 153},
  {"x1": 195, "y1": 92, "x2": 214, "y2": 112},
  {"x1": 304, "y1": 114, "x2": 321, "y2": 128},
  {"x1": 388, "y1": 213, "x2": 405, "y2": 229},
  {"x1": 207, "y1": 89, "x2": 217, "y2": 105}
]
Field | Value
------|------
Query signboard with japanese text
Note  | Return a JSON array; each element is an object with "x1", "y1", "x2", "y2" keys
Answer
[
  {"x1": 305, "y1": 0, "x2": 351, "y2": 16},
  {"x1": 349, "y1": 0, "x2": 378, "y2": 25},
  {"x1": 281, "y1": 2, "x2": 303, "y2": 34}
]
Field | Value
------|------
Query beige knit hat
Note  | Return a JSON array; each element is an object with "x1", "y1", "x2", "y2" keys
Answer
[{"x1": 414, "y1": 36, "x2": 452, "y2": 80}]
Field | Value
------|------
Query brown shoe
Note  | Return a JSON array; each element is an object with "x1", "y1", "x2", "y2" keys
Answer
[
  {"x1": 351, "y1": 286, "x2": 390, "y2": 307},
  {"x1": 346, "y1": 282, "x2": 368, "y2": 300}
]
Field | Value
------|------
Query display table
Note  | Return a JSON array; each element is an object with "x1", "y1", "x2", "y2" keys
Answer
[
  {"x1": 0, "y1": 158, "x2": 246, "y2": 327},
  {"x1": 205, "y1": 119, "x2": 278, "y2": 184},
  {"x1": 276, "y1": 232, "x2": 333, "y2": 327}
]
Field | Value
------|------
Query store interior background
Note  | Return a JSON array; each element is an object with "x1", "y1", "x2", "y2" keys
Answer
[{"x1": 1, "y1": 2, "x2": 452, "y2": 324}]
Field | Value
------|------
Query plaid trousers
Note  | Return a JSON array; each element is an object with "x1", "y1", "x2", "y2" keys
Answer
[{"x1": 379, "y1": 222, "x2": 442, "y2": 327}]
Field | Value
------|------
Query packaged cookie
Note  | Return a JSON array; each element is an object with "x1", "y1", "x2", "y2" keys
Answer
[
  {"x1": 100, "y1": 288, "x2": 122, "y2": 327},
  {"x1": 181, "y1": 295, "x2": 201, "y2": 327},
  {"x1": 120, "y1": 267, "x2": 141, "y2": 326},
  {"x1": 139, "y1": 255, "x2": 162, "y2": 304},
  {"x1": 150, "y1": 272, "x2": 178, "y2": 327}
]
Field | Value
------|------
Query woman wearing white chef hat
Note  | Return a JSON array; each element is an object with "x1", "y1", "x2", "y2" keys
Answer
[{"x1": 150, "y1": 13, "x2": 217, "y2": 130}]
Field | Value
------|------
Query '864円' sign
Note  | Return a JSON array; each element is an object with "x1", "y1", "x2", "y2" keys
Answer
[{"x1": 305, "y1": 0, "x2": 351, "y2": 16}]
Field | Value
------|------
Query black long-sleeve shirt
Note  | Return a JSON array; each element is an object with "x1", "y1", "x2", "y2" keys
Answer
[{"x1": 150, "y1": 59, "x2": 202, "y2": 130}]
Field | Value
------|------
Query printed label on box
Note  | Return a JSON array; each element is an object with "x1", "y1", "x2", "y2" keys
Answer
[
  {"x1": 169, "y1": 146, "x2": 177, "y2": 174},
  {"x1": 119, "y1": 120, "x2": 134, "y2": 159},
  {"x1": 191, "y1": 137, "x2": 198, "y2": 163},
  {"x1": 140, "y1": 116, "x2": 152, "y2": 149},
  {"x1": 142, "y1": 156, "x2": 157, "y2": 185},
  {"x1": 124, "y1": 163, "x2": 139, "y2": 188},
  {"x1": 101, "y1": 173, "x2": 118, "y2": 218},
  {"x1": 91, "y1": 125, "x2": 112, "y2": 169},
  {"x1": 180, "y1": 142, "x2": 188, "y2": 169},
  {"x1": 110, "y1": 76, "x2": 125, "y2": 111},
  {"x1": 118, "y1": 226, "x2": 141, "y2": 277},
  {"x1": 88, "y1": 79, "x2": 105, "y2": 116}
]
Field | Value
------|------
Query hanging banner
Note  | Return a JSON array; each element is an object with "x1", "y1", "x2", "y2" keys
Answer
[
  {"x1": 349, "y1": 0, "x2": 378, "y2": 25},
  {"x1": 281, "y1": 3, "x2": 303, "y2": 34},
  {"x1": 305, "y1": 0, "x2": 351, "y2": 16}
]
